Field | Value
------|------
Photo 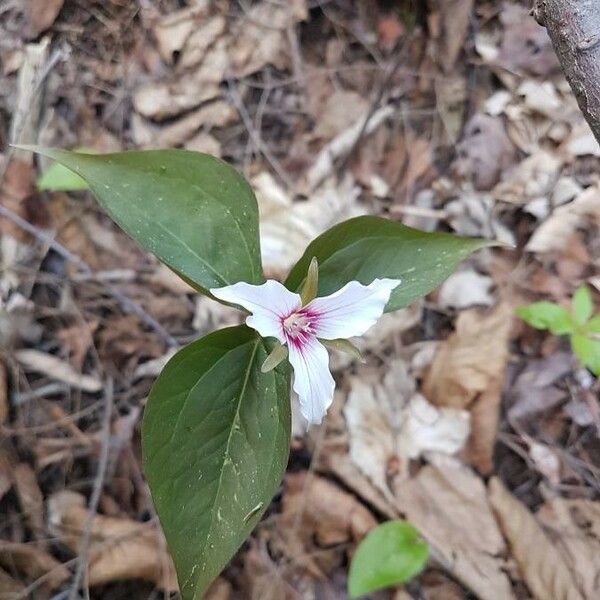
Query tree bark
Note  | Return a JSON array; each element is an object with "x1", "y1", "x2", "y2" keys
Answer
[{"x1": 534, "y1": 0, "x2": 600, "y2": 144}]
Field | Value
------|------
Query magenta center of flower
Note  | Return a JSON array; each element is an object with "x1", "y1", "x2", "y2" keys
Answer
[{"x1": 281, "y1": 309, "x2": 318, "y2": 349}]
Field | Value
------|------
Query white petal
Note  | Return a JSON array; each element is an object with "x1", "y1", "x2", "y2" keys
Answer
[
  {"x1": 288, "y1": 336, "x2": 335, "y2": 424},
  {"x1": 307, "y1": 278, "x2": 401, "y2": 340},
  {"x1": 210, "y1": 280, "x2": 301, "y2": 342}
]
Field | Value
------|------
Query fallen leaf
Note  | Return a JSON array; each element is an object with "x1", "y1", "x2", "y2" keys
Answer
[
  {"x1": 281, "y1": 472, "x2": 377, "y2": 548},
  {"x1": 437, "y1": 0, "x2": 474, "y2": 73},
  {"x1": 149, "y1": 100, "x2": 237, "y2": 148},
  {"x1": 437, "y1": 270, "x2": 495, "y2": 310},
  {"x1": 423, "y1": 303, "x2": 512, "y2": 472},
  {"x1": 488, "y1": 477, "x2": 585, "y2": 600},
  {"x1": 344, "y1": 359, "x2": 470, "y2": 501},
  {"x1": 13, "y1": 463, "x2": 44, "y2": 537},
  {"x1": 497, "y1": 3, "x2": 559, "y2": 76},
  {"x1": 562, "y1": 122, "x2": 600, "y2": 158},
  {"x1": 424, "y1": 303, "x2": 511, "y2": 409},
  {"x1": 0, "y1": 541, "x2": 70, "y2": 591},
  {"x1": 445, "y1": 190, "x2": 516, "y2": 246},
  {"x1": 152, "y1": 2, "x2": 211, "y2": 63},
  {"x1": 0, "y1": 567, "x2": 24, "y2": 597},
  {"x1": 25, "y1": 0, "x2": 64, "y2": 38},
  {"x1": 15, "y1": 349, "x2": 102, "y2": 393},
  {"x1": 537, "y1": 497, "x2": 600, "y2": 598},
  {"x1": 312, "y1": 89, "x2": 368, "y2": 141},
  {"x1": 48, "y1": 490, "x2": 178, "y2": 590},
  {"x1": 453, "y1": 113, "x2": 517, "y2": 190},
  {"x1": 526, "y1": 185, "x2": 600, "y2": 253},
  {"x1": 506, "y1": 353, "x2": 574, "y2": 421},
  {"x1": 229, "y1": 0, "x2": 307, "y2": 77},
  {"x1": 395, "y1": 455, "x2": 514, "y2": 600},
  {"x1": 253, "y1": 172, "x2": 365, "y2": 276},
  {"x1": 494, "y1": 150, "x2": 562, "y2": 205}
]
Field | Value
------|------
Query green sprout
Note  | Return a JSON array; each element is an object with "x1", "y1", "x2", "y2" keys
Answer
[{"x1": 516, "y1": 285, "x2": 600, "y2": 376}]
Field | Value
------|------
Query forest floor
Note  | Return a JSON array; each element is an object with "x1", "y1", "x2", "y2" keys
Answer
[{"x1": 1, "y1": 0, "x2": 600, "y2": 598}]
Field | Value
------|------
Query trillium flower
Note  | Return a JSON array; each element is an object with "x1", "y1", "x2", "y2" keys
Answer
[{"x1": 210, "y1": 262, "x2": 400, "y2": 424}]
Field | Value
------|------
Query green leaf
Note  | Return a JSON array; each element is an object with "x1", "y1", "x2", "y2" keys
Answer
[
  {"x1": 37, "y1": 147, "x2": 96, "y2": 191},
  {"x1": 285, "y1": 216, "x2": 492, "y2": 312},
  {"x1": 142, "y1": 326, "x2": 291, "y2": 599},
  {"x1": 348, "y1": 521, "x2": 428, "y2": 598},
  {"x1": 571, "y1": 333, "x2": 600, "y2": 376},
  {"x1": 23, "y1": 147, "x2": 264, "y2": 293},
  {"x1": 37, "y1": 161, "x2": 89, "y2": 191},
  {"x1": 585, "y1": 315, "x2": 600, "y2": 334},
  {"x1": 516, "y1": 302, "x2": 574, "y2": 335},
  {"x1": 572, "y1": 286, "x2": 594, "y2": 325}
]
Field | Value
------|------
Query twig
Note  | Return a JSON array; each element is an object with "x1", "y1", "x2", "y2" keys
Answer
[
  {"x1": 67, "y1": 378, "x2": 114, "y2": 600},
  {"x1": 0, "y1": 204, "x2": 178, "y2": 347},
  {"x1": 226, "y1": 78, "x2": 296, "y2": 191},
  {"x1": 338, "y1": 45, "x2": 406, "y2": 173}
]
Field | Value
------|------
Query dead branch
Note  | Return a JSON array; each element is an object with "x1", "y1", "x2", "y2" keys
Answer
[{"x1": 534, "y1": 0, "x2": 600, "y2": 143}]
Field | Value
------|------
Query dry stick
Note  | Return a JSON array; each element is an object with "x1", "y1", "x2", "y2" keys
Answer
[
  {"x1": 226, "y1": 78, "x2": 296, "y2": 191},
  {"x1": 338, "y1": 44, "x2": 406, "y2": 174},
  {"x1": 0, "y1": 204, "x2": 178, "y2": 347},
  {"x1": 67, "y1": 378, "x2": 114, "y2": 600}
]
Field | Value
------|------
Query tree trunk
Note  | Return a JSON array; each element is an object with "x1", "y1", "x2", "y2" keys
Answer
[{"x1": 534, "y1": 0, "x2": 600, "y2": 144}]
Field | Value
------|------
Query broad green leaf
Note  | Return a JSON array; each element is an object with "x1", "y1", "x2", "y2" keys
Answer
[
  {"x1": 23, "y1": 147, "x2": 264, "y2": 293},
  {"x1": 37, "y1": 147, "x2": 96, "y2": 191},
  {"x1": 348, "y1": 521, "x2": 428, "y2": 598},
  {"x1": 515, "y1": 302, "x2": 574, "y2": 335},
  {"x1": 571, "y1": 333, "x2": 600, "y2": 376},
  {"x1": 586, "y1": 315, "x2": 600, "y2": 334},
  {"x1": 285, "y1": 216, "x2": 492, "y2": 312},
  {"x1": 572, "y1": 286, "x2": 594, "y2": 325},
  {"x1": 142, "y1": 326, "x2": 291, "y2": 599},
  {"x1": 37, "y1": 161, "x2": 89, "y2": 191}
]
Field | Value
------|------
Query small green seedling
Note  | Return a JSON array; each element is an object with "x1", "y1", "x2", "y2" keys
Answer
[
  {"x1": 516, "y1": 285, "x2": 600, "y2": 376},
  {"x1": 348, "y1": 521, "x2": 429, "y2": 598}
]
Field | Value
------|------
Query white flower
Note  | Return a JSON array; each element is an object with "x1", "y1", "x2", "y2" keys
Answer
[{"x1": 210, "y1": 276, "x2": 401, "y2": 424}]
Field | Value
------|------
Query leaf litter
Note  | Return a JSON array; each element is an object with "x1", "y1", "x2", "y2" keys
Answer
[{"x1": 1, "y1": 0, "x2": 600, "y2": 598}]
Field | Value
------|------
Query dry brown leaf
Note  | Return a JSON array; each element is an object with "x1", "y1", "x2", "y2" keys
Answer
[
  {"x1": 0, "y1": 567, "x2": 24, "y2": 597},
  {"x1": 497, "y1": 3, "x2": 559, "y2": 76},
  {"x1": 152, "y1": 2, "x2": 211, "y2": 62},
  {"x1": 0, "y1": 542, "x2": 70, "y2": 591},
  {"x1": 13, "y1": 463, "x2": 44, "y2": 537},
  {"x1": 48, "y1": 490, "x2": 178, "y2": 590},
  {"x1": 488, "y1": 478, "x2": 585, "y2": 600},
  {"x1": 526, "y1": 185, "x2": 600, "y2": 253},
  {"x1": 396, "y1": 455, "x2": 514, "y2": 600},
  {"x1": 25, "y1": 0, "x2": 64, "y2": 38},
  {"x1": 179, "y1": 15, "x2": 227, "y2": 70},
  {"x1": 537, "y1": 497, "x2": 600, "y2": 597},
  {"x1": 151, "y1": 100, "x2": 237, "y2": 148},
  {"x1": 453, "y1": 114, "x2": 517, "y2": 190},
  {"x1": 424, "y1": 303, "x2": 511, "y2": 409},
  {"x1": 253, "y1": 172, "x2": 365, "y2": 277},
  {"x1": 15, "y1": 349, "x2": 102, "y2": 393},
  {"x1": 423, "y1": 303, "x2": 512, "y2": 472},
  {"x1": 344, "y1": 359, "x2": 470, "y2": 501},
  {"x1": 445, "y1": 190, "x2": 516, "y2": 246},
  {"x1": 282, "y1": 472, "x2": 377, "y2": 547},
  {"x1": 437, "y1": 270, "x2": 495, "y2": 310},
  {"x1": 273, "y1": 471, "x2": 377, "y2": 584},
  {"x1": 494, "y1": 150, "x2": 562, "y2": 205},
  {"x1": 229, "y1": 0, "x2": 307, "y2": 77},
  {"x1": 133, "y1": 72, "x2": 222, "y2": 121},
  {"x1": 437, "y1": 0, "x2": 475, "y2": 73},
  {"x1": 312, "y1": 89, "x2": 368, "y2": 141}
]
